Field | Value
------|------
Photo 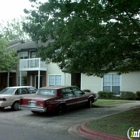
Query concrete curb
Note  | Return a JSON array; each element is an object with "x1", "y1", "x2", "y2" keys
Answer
[
  {"x1": 68, "y1": 102, "x2": 140, "y2": 140},
  {"x1": 79, "y1": 122, "x2": 128, "y2": 140}
]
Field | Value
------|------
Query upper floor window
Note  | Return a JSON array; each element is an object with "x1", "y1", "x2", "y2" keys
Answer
[
  {"x1": 30, "y1": 51, "x2": 36, "y2": 58},
  {"x1": 103, "y1": 74, "x2": 120, "y2": 95},
  {"x1": 18, "y1": 52, "x2": 28, "y2": 59}
]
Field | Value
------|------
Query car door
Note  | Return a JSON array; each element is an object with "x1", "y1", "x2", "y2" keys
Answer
[
  {"x1": 62, "y1": 88, "x2": 77, "y2": 107},
  {"x1": 72, "y1": 87, "x2": 88, "y2": 105},
  {"x1": 6, "y1": 88, "x2": 25, "y2": 105}
]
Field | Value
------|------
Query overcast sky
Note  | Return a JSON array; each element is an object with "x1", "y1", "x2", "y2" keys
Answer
[{"x1": 0, "y1": 0, "x2": 34, "y2": 21}]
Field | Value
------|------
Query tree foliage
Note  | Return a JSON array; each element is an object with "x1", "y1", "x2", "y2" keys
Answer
[
  {"x1": 23, "y1": 0, "x2": 140, "y2": 77},
  {"x1": 0, "y1": 18, "x2": 30, "y2": 41},
  {"x1": 0, "y1": 35, "x2": 19, "y2": 71}
]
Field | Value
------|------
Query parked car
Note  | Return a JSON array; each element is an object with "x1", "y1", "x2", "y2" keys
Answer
[
  {"x1": 0, "y1": 86, "x2": 37, "y2": 111},
  {"x1": 20, "y1": 86, "x2": 97, "y2": 115}
]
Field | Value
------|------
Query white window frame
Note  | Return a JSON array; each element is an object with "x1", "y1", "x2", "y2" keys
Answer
[
  {"x1": 102, "y1": 73, "x2": 121, "y2": 95},
  {"x1": 48, "y1": 74, "x2": 62, "y2": 86}
]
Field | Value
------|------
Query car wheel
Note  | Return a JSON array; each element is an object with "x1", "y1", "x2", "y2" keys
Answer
[
  {"x1": 87, "y1": 98, "x2": 93, "y2": 108},
  {"x1": 31, "y1": 111, "x2": 40, "y2": 114},
  {"x1": 56, "y1": 104, "x2": 65, "y2": 115},
  {"x1": 0, "y1": 107, "x2": 4, "y2": 110},
  {"x1": 12, "y1": 102, "x2": 20, "y2": 111}
]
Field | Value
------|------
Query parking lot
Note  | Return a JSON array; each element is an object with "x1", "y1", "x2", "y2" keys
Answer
[
  {"x1": 0, "y1": 102, "x2": 139, "y2": 140},
  {"x1": 0, "y1": 106, "x2": 115, "y2": 132},
  {"x1": 0, "y1": 105, "x2": 131, "y2": 133}
]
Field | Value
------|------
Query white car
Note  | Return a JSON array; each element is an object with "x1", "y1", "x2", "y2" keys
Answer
[{"x1": 0, "y1": 86, "x2": 37, "y2": 111}]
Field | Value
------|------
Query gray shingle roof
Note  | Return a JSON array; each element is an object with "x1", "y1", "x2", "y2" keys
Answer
[{"x1": 7, "y1": 40, "x2": 38, "y2": 51}]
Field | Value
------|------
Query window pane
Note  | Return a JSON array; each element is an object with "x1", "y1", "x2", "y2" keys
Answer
[
  {"x1": 103, "y1": 74, "x2": 112, "y2": 86},
  {"x1": 18, "y1": 52, "x2": 28, "y2": 59},
  {"x1": 49, "y1": 75, "x2": 62, "y2": 86},
  {"x1": 49, "y1": 75, "x2": 55, "y2": 86},
  {"x1": 55, "y1": 75, "x2": 61, "y2": 85},
  {"x1": 103, "y1": 74, "x2": 120, "y2": 94},
  {"x1": 112, "y1": 74, "x2": 120, "y2": 86},
  {"x1": 103, "y1": 86, "x2": 111, "y2": 92},
  {"x1": 112, "y1": 86, "x2": 120, "y2": 95}
]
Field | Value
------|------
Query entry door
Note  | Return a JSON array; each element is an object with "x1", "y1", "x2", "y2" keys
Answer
[{"x1": 35, "y1": 75, "x2": 42, "y2": 89}]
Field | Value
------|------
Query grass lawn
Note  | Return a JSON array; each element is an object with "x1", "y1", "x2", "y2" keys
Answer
[
  {"x1": 87, "y1": 99, "x2": 140, "y2": 139},
  {"x1": 93, "y1": 99, "x2": 133, "y2": 106}
]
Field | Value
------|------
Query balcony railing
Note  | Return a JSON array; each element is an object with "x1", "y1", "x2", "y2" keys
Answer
[{"x1": 19, "y1": 58, "x2": 47, "y2": 71}]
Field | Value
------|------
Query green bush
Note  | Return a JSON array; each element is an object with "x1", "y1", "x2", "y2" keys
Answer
[
  {"x1": 136, "y1": 91, "x2": 140, "y2": 100},
  {"x1": 120, "y1": 91, "x2": 136, "y2": 100},
  {"x1": 83, "y1": 89, "x2": 91, "y2": 92},
  {"x1": 98, "y1": 91, "x2": 114, "y2": 99}
]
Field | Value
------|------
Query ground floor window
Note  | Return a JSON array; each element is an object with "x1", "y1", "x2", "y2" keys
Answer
[
  {"x1": 103, "y1": 74, "x2": 120, "y2": 95},
  {"x1": 49, "y1": 75, "x2": 62, "y2": 86}
]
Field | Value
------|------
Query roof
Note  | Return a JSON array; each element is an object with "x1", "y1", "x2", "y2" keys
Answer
[
  {"x1": 40, "y1": 86, "x2": 77, "y2": 90},
  {"x1": 7, "y1": 40, "x2": 38, "y2": 51},
  {"x1": 6, "y1": 86, "x2": 35, "y2": 89}
]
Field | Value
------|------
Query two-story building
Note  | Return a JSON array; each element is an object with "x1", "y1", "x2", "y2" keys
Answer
[
  {"x1": 0, "y1": 40, "x2": 47, "y2": 90},
  {"x1": 0, "y1": 40, "x2": 140, "y2": 95}
]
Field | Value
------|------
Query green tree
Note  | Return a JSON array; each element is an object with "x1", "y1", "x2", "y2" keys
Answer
[
  {"x1": 0, "y1": 35, "x2": 18, "y2": 71},
  {"x1": 0, "y1": 18, "x2": 30, "y2": 41},
  {"x1": 23, "y1": 0, "x2": 140, "y2": 77}
]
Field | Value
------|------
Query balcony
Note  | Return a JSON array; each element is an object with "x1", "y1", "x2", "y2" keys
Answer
[{"x1": 19, "y1": 58, "x2": 47, "y2": 71}]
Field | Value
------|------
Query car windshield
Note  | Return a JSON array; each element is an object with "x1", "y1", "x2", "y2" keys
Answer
[
  {"x1": 36, "y1": 89, "x2": 56, "y2": 95},
  {"x1": 0, "y1": 88, "x2": 16, "y2": 94}
]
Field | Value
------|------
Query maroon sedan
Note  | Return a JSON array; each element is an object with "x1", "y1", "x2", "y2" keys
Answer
[{"x1": 20, "y1": 86, "x2": 97, "y2": 115}]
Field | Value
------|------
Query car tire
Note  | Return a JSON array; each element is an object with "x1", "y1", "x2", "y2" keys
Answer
[
  {"x1": 0, "y1": 107, "x2": 4, "y2": 110},
  {"x1": 56, "y1": 104, "x2": 65, "y2": 115},
  {"x1": 87, "y1": 98, "x2": 93, "y2": 108},
  {"x1": 12, "y1": 102, "x2": 20, "y2": 111},
  {"x1": 31, "y1": 111, "x2": 40, "y2": 114}
]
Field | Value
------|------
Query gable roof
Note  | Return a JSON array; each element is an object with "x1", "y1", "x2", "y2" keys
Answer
[{"x1": 7, "y1": 40, "x2": 38, "y2": 51}]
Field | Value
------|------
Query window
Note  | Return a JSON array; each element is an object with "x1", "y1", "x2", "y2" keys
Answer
[
  {"x1": 18, "y1": 52, "x2": 28, "y2": 59},
  {"x1": 103, "y1": 74, "x2": 120, "y2": 95},
  {"x1": 72, "y1": 87, "x2": 83, "y2": 96},
  {"x1": 16, "y1": 88, "x2": 29, "y2": 95},
  {"x1": 49, "y1": 75, "x2": 62, "y2": 86},
  {"x1": 62, "y1": 88, "x2": 74, "y2": 97},
  {"x1": 30, "y1": 51, "x2": 36, "y2": 58},
  {"x1": 37, "y1": 89, "x2": 56, "y2": 95}
]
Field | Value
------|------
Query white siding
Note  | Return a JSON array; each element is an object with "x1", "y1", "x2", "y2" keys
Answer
[
  {"x1": 81, "y1": 74, "x2": 101, "y2": 93},
  {"x1": 121, "y1": 72, "x2": 140, "y2": 93},
  {"x1": 47, "y1": 63, "x2": 71, "y2": 86},
  {"x1": 81, "y1": 72, "x2": 140, "y2": 94}
]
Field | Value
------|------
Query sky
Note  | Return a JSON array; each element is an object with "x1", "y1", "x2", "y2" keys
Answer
[{"x1": 0, "y1": 0, "x2": 34, "y2": 21}]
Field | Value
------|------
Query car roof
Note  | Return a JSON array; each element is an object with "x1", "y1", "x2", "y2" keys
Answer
[
  {"x1": 40, "y1": 86, "x2": 77, "y2": 90},
  {"x1": 6, "y1": 86, "x2": 35, "y2": 89}
]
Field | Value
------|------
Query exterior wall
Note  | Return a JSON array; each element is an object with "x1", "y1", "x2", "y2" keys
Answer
[
  {"x1": 0, "y1": 72, "x2": 16, "y2": 90},
  {"x1": 81, "y1": 74, "x2": 101, "y2": 93},
  {"x1": 121, "y1": 71, "x2": 140, "y2": 93},
  {"x1": 47, "y1": 63, "x2": 71, "y2": 86},
  {"x1": 81, "y1": 71, "x2": 140, "y2": 94},
  {"x1": 10, "y1": 73, "x2": 16, "y2": 86}
]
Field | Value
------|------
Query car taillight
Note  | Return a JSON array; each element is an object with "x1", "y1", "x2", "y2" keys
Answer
[{"x1": 0, "y1": 98, "x2": 6, "y2": 101}]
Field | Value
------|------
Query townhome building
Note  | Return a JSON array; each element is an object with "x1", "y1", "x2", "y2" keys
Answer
[{"x1": 0, "y1": 40, "x2": 140, "y2": 95}]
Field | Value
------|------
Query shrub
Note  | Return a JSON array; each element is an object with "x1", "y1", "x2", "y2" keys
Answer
[
  {"x1": 120, "y1": 91, "x2": 136, "y2": 100},
  {"x1": 136, "y1": 91, "x2": 140, "y2": 100},
  {"x1": 98, "y1": 91, "x2": 114, "y2": 99},
  {"x1": 83, "y1": 89, "x2": 91, "y2": 92}
]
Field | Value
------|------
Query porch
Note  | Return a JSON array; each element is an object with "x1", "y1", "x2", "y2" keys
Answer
[
  {"x1": 19, "y1": 58, "x2": 47, "y2": 89},
  {"x1": 19, "y1": 58, "x2": 47, "y2": 71}
]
